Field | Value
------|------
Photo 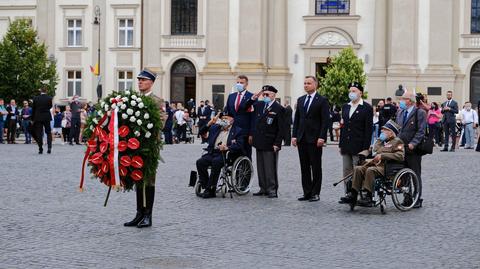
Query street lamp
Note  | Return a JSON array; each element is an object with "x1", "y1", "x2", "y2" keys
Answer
[{"x1": 93, "y1": 5, "x2": 102, "y2": 102}]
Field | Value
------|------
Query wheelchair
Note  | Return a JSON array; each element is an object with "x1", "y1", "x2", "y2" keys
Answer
[
  {"x1": 344, "y1": 161, "x2": 421, "y2": 214},
  {"x1": 193, "y1": 151, "x2": 254, "y2": 198}
]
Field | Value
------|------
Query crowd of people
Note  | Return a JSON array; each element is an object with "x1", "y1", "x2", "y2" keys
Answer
[
  {"x1": 192, "y1": 74, "x2": 480, "y2": 211},
  {"x1": 0, "y1": 95, "x2": 96, "y2": 148}
]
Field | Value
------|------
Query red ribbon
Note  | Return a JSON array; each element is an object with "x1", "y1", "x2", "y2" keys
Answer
[{"x1": 79, "y1": 114, "x2": 108, "y2": 191}]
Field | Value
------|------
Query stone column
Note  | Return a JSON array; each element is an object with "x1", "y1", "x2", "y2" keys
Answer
[
  {"x1": 371, "y1": 0, "x2": 387, "y2": 73},
  {"x1": 424, "y1": 0, "x2": 455, "y2": 74},
  {"x1": 268, "y1": 0, "x2": 288, "y2": 72},
  {"x1": 203, "y1": 0, "x2": 230, "y2": 72},
  {"x1": 143, "y1": 0, "x2": 162, "y2": 70},
  {"x1": 387, "y1": 0, "x2": 419, "y2": 74},
  {"x1": 235, "y1": 0, "x2": 267, "y2": 73}
]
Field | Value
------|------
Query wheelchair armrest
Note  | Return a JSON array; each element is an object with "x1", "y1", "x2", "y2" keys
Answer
[{"x1": 384, "y1": 160, "x2": 405, "y2": 177}]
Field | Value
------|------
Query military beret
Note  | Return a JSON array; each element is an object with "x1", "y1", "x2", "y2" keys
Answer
[
  {"x1": 348, "y1": 82, "x2": 364, "y2": 92},
  {"x1": 262, "y1": 85, "x2": 278, "y2": 93}
]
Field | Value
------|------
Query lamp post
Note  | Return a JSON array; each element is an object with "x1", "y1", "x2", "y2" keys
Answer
[{"x1": 93, "y1": 5, "x2": 102, "y2": 103}]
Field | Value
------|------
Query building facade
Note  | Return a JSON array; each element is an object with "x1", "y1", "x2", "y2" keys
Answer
[{"x1": 1, "y1": 0, "x2": 480, "y2": 107}]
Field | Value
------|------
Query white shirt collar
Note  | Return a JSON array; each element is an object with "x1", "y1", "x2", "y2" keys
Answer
[
  {"x1": 348, "y1": 98, "x2": 364, "y2": 106},
  {"x1": 306, "y1": 92, "x2": 316, "y2": 98}
]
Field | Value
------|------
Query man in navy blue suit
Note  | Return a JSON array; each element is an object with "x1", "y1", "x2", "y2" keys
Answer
[
  {"x1": 225, "y1": 75, "x2": 255, "y2": 158},
  {"x1": 197, "y1": 100, "x2": 212, "y2": 143},
  {"x1": 196, "y1": 111, "x2": 245, "y2": 199}
]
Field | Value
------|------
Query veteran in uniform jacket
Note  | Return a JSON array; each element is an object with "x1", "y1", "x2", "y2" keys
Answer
[
  {"x1": 341, "y1": 120, "x2": 404, "y2": 206},
  {"x1": 246, "y1": 85, "x2": 285, "y2": 198},
  {"x1": 124, "y1": 68, "x2": 163, "y2": 228}
]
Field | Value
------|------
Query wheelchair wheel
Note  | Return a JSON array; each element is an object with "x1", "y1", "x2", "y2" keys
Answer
[
  {"x1": 194, "y1": 181, "x2": 203, "y2": 197},
  {"x1": 231, "y1": 156, "x2": 253, "y2": 195},
  {"x1": 391, "y1": 168, "x2": 420, "y2": 211}
]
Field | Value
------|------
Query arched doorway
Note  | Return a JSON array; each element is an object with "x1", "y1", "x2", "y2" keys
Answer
[
  {"x1": 471, "y1": 61, "x2": 480, "y2": 108},
  {"x1": 170, "y1": 59, "x2": 196, "y2": 106}
]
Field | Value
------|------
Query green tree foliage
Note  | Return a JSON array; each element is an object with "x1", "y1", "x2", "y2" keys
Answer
[
  {"x1": 0, "y1": 19, "x2": 57, "y2": 102},
  {"x1": 319, "y1": 47, "x2": 366, "y2": 107}
]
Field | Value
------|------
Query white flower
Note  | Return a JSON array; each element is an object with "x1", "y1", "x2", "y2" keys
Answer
[
  {"x1": 143, "y1": 113, "x2": 150, "y2": 119},
  {"x1": 100, "y1": 101, "x2": 105, "y2": 107},
  {"x1": 136, "y1": 98, "x2": 142, "y2": 103},
  {"x1": 116, "y1": 95, "x2": 122, "y2": 100},
  {"x1": 129, "y1": 116, "x2": 136, "y2": 122},
  {"x1": 125, "y1": 90, "x2": 131, "y2": 95},
  {"x1": 145, "y1": 131, "x2": 151, "y2": 138},
  {"x1": 90, "y1": 126, "x2": 94, "y2": 130},
  {"x1": 111, "y1": 103, "x2": 117, "y2": 110},
  {"x1": 92, "y1": 118, "x2": 98, "y2": 124},
  {"x1": 120, "y1": 104, "x2": 127, "y2": 110},
  {"x1": 122, "y1": 97, "x2": 128, "y2": 102},
  {"x1": 134, "y1": 131, "x2": 140, "y2": 137},
  {"x1": 98, "y1": 111, "x2": 103, "y2": 117},
  {"x1": 122, "y1": 113, "x2": 128, "y2": 119},
  {"x1": 104, "y1": 105, "x2": 109, "y2": 111},
  {"x1": 131, "y1": 95, "x2": 138, "y2": 100},
  {"x1": 135, "y1": 111, "x2": 141, "y2": 117},
  {"x1": 147, "y1": 123, "x2": 153, "y2": 129},
  {"x1": 138, "y1": 102, "x2": 145, "y2": 109},
  {"x1": 130, "y1": 100, "x2": 137, "y2": 107},
  {"x1": 126, "y1": 108, "x2": 134, "y2": 115},
  {"x1": 136, "y1": 119, "x2": 143, "y2": 126}
]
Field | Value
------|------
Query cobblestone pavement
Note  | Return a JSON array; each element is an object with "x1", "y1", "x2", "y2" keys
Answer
[{"x1": 0, "y1": 142, "x2": 479, "y2": 269}]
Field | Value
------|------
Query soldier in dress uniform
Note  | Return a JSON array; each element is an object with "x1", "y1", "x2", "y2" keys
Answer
[
  {"x1": 124, "y1": 68, "x2": 163, "y2": 228},
  {"x1": 341, "y1": 120, "x2": 405, "y2": 206},
  {"x1": 246, "y1": 85, "x2": 285, "y2": 198}
]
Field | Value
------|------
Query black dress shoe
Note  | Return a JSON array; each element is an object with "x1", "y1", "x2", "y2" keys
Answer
[
  {"x1": 298, "y1": 195, "x2": 311, "y2": 201},
  {"x1": 449, "y1": 148, "x2": 455, "y2": 152},
  {"x1": 253, "y1": 191, "x2": 267, "y2": 196},
  {"x1": 309, "y1": 195, "x2": 320, "y2": 202},
  {"x1": 339, "y1": 193, "x2": 354, "y2": 204},
  {"x1": 202, "y1": 189, "x2": 216, "y2": 199},
  {"x1": 267, "y1": 193, "x2": 278, "y2": 198},
  {"x1": 47, "y1": 148, "x2": 51, "y2": 154},
  {"x1": 440, "y1": 148, "x2": 448, "y2": 152},
  {"x1": 38, "y1": 148, "x2": 43, "y2": 154},
  {"x1": 137, "y1": 215, "x2": 152, "y2": 228},
  {"x1": 124, "y1": 212, "x2": 144, "y2": 227}
]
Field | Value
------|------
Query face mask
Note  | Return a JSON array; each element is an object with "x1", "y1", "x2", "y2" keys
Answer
[
  {"x1": 348, "y1": 92, "x2": 358, "y2": 101},
  {"x1": 200, "y1": 104, "x2": 204, "y2": 107},
  {"x1": 379, "y1": 132, "x2": 388, "y2": 142},
  {"x1": 217, "y1": 119, "x2": 230, "y2": 128},
  {"x1": 399, "y1": 101, "x2": 407, "y2": 110},
  {"x1": 235, "y1": 83, "x2": 244, "y2": 92},
  {"x1": 263, "y1": 97, "x2": 271, "y2": 103}
]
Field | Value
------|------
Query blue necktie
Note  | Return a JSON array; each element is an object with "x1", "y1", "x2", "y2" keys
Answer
[
  {"x1": 304, "y1": 95, "x2": 311, "y2": 114},
  {"x1": 403, "y1": 110, "x2": 408, "y2": 125}
]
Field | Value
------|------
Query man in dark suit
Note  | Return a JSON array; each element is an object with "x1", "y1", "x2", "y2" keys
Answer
[
  {"x1": 32, "y1": 88, "x2": 53, "y2": 154},
  {"x1": 246, "y1": 85, "x2": 285, "y2": 198},
  {"x1": 196, "y1": 111, "x2": 244, "y2": 199},
  {"x1": 395, "y1": 90, "x2": 426, "y2": 208},
  {"x1": 69, "y1": 95, "x2": 82, "y2": 145},
  {"x1": 283, "y1": 100, "x2": 293, "y2": 146},
  {"x1": 292, "y1": 76, "x2": 330, "y2": 202},
  {"x1": 197, "y1": 100, "x2": 212, "y2": 143},
  {"x1": 338, "y1": 82, "x2": 373, "y2": 203},
  {"x1": 440, "y1": 90, "x2": 459, "y2": 152},
  {"x1": 225, "y1": 75, "x2": 255, "y2": 158},
  {"x1": 6, "y1": 99, "x2": 19, "y2": 144}
]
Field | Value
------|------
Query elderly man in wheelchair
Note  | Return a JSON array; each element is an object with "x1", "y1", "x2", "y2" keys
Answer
[
  {"x1": 340, "y1": 120, "x2": 420, "y2": 212},
  {"x1": 195, "y1": 111, "x2": 250, "y2": 198}
]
